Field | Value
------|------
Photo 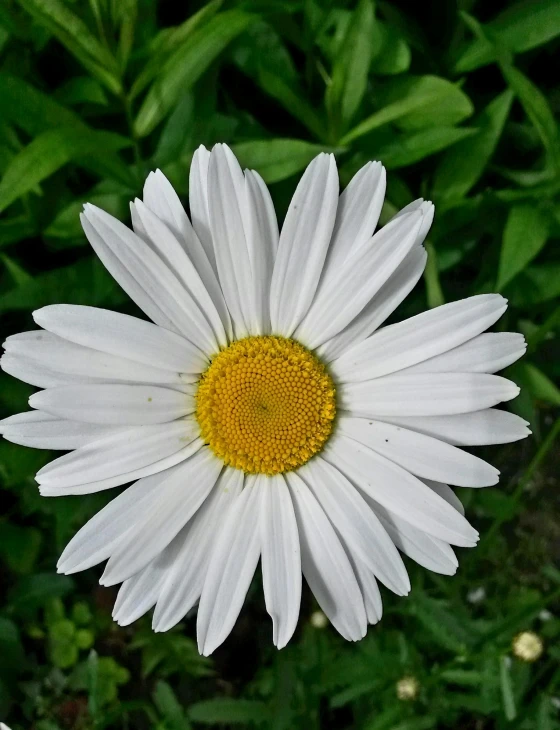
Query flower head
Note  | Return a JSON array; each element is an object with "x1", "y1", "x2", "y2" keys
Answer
[
  {"x1": 512, "y1": 631, "x2": 543, "y2": 662},
  {"x1": 396, "y1": 676, "x2": 420, "y2": 701},
  {"x1": 0, "y1": 144, "x2": 529, "y2": 655}
]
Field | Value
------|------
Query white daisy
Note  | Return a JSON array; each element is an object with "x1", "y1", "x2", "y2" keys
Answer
[{"x1": 1, "y1": 144, "x2": 529, "y2": 655}]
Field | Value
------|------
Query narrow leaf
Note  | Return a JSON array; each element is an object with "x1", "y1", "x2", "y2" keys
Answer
[
  {"x1": 432, "y1": 90, "x2": 514, "y2": 204},
  {"x1": 0, "y1": 128, "x2": 132, "y2": 214},
  {"x1": 257, "y1": 68, "x2": 327, "y2": 140},
  {"x1": 376, "y1": 127, "x2": 477, "y2": 169},
  {"x1": 497, "y1": 204, "x2": 550, "y2": 289},
  {"x1": 327, "y1": 0, "x2": 377, "y2": 132},
  {"x1": 129, "y1": 0, "x2": 222, "y2": 100},
  {"x1": 342, "y1": 76, "x2": 473, "y2": 144},
  {"x1": 134, "y1": 10, "x2": 254, "y2": 137},
  {"x1": 500, "y1": 63, "x2": 560, "y2": 166},
  {"x1": 188, "y1": 699, "x2": 270, "y2": 725},
  {"x1": 17, "y1": 0, "x2": 121, "y2": 94},
  {"x1": 455, "y1": 0, "x2": 560, "y2": 73},
  {"x1": 232, "y1": 139, "x2": 339, "y2": 183},
  {"x1": 499, "y1": 656, "x2": 517, "y2": 721}
]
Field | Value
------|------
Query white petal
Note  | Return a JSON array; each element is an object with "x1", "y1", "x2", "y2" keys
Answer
[
  {"x1": 57, "y1": 468, "x2": 179, "y2": 574},
  {"x1": 269, "y1": 153, "x2": 339, "y2": 336},
  {"x1": 390, "y1": 198, "x2": 434, "y2": 246},
  {"x1": 351, "y1": 558, "x2": 383, "y2": 624},
  {"x1": 33, "y1": 305, "x2": 206, "y2": 375},
  {"x1": 81, "y1": 205, "x2": 217, "y2": 352},
  {"x1": 325, "y1": 434, "x2": 479, "y2": 547},
  {"x1": 0, "y1": 411, "x2": 125, "y2": 450},
  {"x1": 403, "y1": 333, "x2": 527, "y2": 374},
  {"x1": 423, "y1": 479, "x2": 465, "y2": 515},
  {"x1": 113, "y1": 564, "x2": 164, "y2": 626},
  {"x1": 36, "y1": 420, "x2": 199, "y2": 489},
  {"x1": 143, "y1": 169, "x2": 232, "y2": 339},
  {"x1": 332, "y1": 294, "x2": 508, "y2": 383},
  {"x1": 285, "y1": 471, "x2": 367, "y2": 642},
  {"x1": 323, "y1": 161, "x2": 386, "y2": 272},
  {"x1": 338, "y1": 416, "x2": 499, "y2": 487},
  {"x1": 132, "y1": 199, "x2": 227, "y2": 347},
  {"x1": 101, "y1": 448, "x2": 221, "y2": 586},
  {"x1": 189, "y1": 145, "x2": 215, "y2": 271},
  {"x1": 152, "y1": 468, "x2": 244, "y2": 632},
  {"x1": 4, "y1": 331, "x2": 184, "y2": 385},
  {"x1": 260, "y1": 474, "x2": 301, "y2": 649},
  {"x1": 372, "y1": 502, "x2": 459, "y2": 575},
  {"x1": 318, "y1": 246, "x2": 427, "y2": 362},
  {"x1": 29, "y1": 384, "x2": 193, "y2": 425},
  {"x1": 197, "y1": 478, "x2": 261, "y2": 656},
  {"x1": 207, "y1": 144, "x2": 254, "y2": 336},
  {"x1": 296, "y1": 209, "x2": 423, "y2": 349},
  {"x1": 244, "y1": 170, "x2": 279, "y2": 334},
  {"x1": 376, "y1": 409, "x2": 530, "y2": 446},
  {"x1": 1, "y1": 352, "x2": 84, "y2": 388},
  {"x1": 300, "y1": 458, "x2": 409, "y2": 595},
  {"x1": 341, "y1": 372, "x2": 520, "y2": 417}
]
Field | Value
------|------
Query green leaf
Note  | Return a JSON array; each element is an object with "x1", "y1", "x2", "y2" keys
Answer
[
  {"x1": 375, "y1": 126, "x2": 477, "y2": 169},
  {"x1": 342, "y1": 76, "x2": 473, "y2": 144},
  {"x1": 0, "y1": 216, "x2": 38, "y2": 248},
  {"x1": 0, "y1": 73, "x2": 136, "y2": 187},
  {"x1": 432, "y1": 90, "x2": 514, "y2": 204},
  {"x1": 455, "y1": 0, "x2": 560, "y2": 72},
  {"x1": 45, "y1": 186, "x2": 130, "y2": 240},
  {"x1": 153, "y1": 681, "x2": 192, "y2": 730},
  {"x1": 232, "y1": 139, "x2": 338, "y2": 183},
  {"x1": 0, "y1": 127, "x2": 131, "y2": 214},
  {"x1": 507, "y1": 263, "x2": 560, "y2": 306},
  {"x1": 497, "y1": 204, "x2": 550, "y2": 289},
  {"x1": 129, "y1": 0, "x2": 222, "y2": 100},
  {"x1": 0, "y1": 523, "x2": 42, "y2": 573},
  {"x1": 115, "y1": 0, "x2": 137, "y2": 73},
  {"x1": 0, "y1": 256, "x2": 126, "y2": 313},
  {"x1": 188, "y1": 699, "x2": 270, "y2": 725},
  {"x1": 326, "y1": 0, "x2": 377, "y2": 133},
  {"x1": 134, "y1": 10, "x2": 254, "y2": 137},
  {"x1": 1, "y1": 253, "x2": 33, "y2": 285},
  {"x1": 17, "y1": 0, "x2": 122, "y2": 94},
  {"x1": 0, "y1": 70, "x2": 84, "y2": 136},
  {"x1": 500, "y1": 64, "x2": 560, "y2": 166},
  {"x1": 55, "y1": 76, "x2": 109, "y2": 106},
  {"x1": 412, "y1": 593, "x2": 474, "y2": 653},
  {"x1": 516, "y1": 362, "x2": 560, "y2": 406},
  {"x1": 256, "y1": 68, "x2": 327, "y2": 140},
  {"x1": 499, "y1": 656, "x2": 517, "y2": 721},
  {"x1": 371, "y1": 22, "x2": 411, "y2": 76},
  {"x1": 153, "y1": 92, "x2": 196, "y2": 168},
  {"x1": 7, "y1": 573, "x2": 74, "y2": 616}
]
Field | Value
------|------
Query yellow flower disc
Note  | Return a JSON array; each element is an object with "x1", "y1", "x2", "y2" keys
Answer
[{"x1": 196, "y1": 336, "x2": 336, "y2": 475}]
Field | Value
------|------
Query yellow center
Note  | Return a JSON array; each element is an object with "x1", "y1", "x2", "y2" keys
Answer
[{"x1": 195, "y1": 336, "x2": 336, "y2": 475}]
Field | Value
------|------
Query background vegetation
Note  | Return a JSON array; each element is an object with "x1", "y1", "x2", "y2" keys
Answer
[{"x1": 0, "y1": 0, "x2": 559, "y2": 728}]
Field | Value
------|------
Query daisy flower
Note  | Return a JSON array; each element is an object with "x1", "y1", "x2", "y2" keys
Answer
[{"x1": 0, "y1": 144, "x2": 528, "y2": 655}]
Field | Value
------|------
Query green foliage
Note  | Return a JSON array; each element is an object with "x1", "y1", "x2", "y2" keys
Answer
[{"x1": 0, "y1": 0, "x2": 559, "y2": 728}]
